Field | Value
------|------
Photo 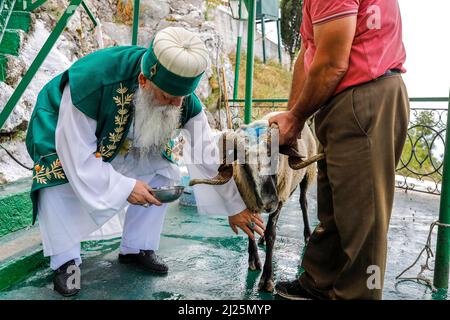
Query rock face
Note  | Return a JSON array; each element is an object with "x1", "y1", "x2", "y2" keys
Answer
[{"x1": 0, "y1": 0, "x2": 237, "y2": 184}]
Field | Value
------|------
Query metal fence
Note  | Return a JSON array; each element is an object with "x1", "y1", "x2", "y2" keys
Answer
[
  {"x1": 0, "y1": 0, "x2": 99, "y2": 129},
  {"x1": 228, "y1": 98, "x2": 286, "y2": 120},
  {"x1": 227, "y1": 97, "x2": 449, "y2": 195},
  {"x1": 397, "y1": 98, "x2": 447, "y2": 195}
]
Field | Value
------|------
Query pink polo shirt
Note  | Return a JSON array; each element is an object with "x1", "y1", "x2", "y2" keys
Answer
[{"x1": 300, "y1": 0, "x2": 407, "y2": 95}]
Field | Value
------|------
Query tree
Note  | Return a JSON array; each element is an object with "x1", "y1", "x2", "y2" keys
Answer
[
  {"x1": 399, "y1": 110, "x2": 444, "y2": 185},
  {"x1": 280, "y1": 0, "x2": 303, "y2": 71}
]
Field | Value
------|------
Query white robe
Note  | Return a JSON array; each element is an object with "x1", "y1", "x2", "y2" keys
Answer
[{"x1": 37, "y1": 84, "x2": 246, "y2": 262}]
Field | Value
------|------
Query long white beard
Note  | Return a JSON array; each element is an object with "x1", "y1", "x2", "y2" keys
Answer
[{"x1": 132, "y1": 87, "x2": 181, "y2": 156}]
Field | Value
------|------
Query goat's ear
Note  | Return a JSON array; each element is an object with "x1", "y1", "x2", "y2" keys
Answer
[{"x1": 279, "y1": 144, "x2": 305, "y2": 158}]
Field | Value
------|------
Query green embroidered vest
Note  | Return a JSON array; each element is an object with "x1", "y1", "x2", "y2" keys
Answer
[{"x1": 25, "y1": 46, "x2": 203, "y2": 224}]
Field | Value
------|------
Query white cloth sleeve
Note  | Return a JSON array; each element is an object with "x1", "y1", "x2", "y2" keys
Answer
[
  {"x1": 55, "y1": 84, "x2": 136, "y2": 225},
  {"x1": 182, "y1": 111, "x2": 246, "y2": 217}
]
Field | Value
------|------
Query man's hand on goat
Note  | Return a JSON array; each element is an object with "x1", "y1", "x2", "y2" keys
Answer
[
  {"x1": 127, "y1": 180, "x2": 162, "y2": 207},
  {"x1": 229, "y1": 209, "x2": 265, "y2": 240},
  {"x1": 269, "y1": 111, "x2": 305, "y2": 147}
]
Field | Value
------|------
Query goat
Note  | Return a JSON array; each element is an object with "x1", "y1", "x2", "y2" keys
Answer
[{"x1": 190, "y1": 112, "x2": 323, "y2": 292}]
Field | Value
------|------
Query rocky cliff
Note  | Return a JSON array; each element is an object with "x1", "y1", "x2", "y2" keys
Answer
[{"x1": 0, "y1": 0, "x2": 237, "y2": 184}]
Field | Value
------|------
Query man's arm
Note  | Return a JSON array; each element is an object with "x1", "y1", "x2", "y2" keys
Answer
[
  {"x1": 287, "y1": 44, "x2": 306, "y2": 110},
  {"x1": 270, "y1": 16, "x2": 357, "y2": 145},
  {"x1": 293, "y1": 16, "x2": 357, "y2": 120}
]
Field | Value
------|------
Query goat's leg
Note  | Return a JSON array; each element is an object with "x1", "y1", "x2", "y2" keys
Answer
[
  {"x1": 258, "y1": 235, "x2": 265, "y2": 246},
  {"x1": 299, "y1": 177, "x2": 312, "y2": 243},
  {"x1": 248, "y1": 237, "x2": 262, "y2": 270},
  {"x1": 258, "y1": 204, "x2": 282, "y2": 292}
]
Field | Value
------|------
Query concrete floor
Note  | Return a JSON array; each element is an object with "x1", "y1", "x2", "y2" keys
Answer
[{"x1": 0, "y1": 184, "x2": 447, "y2": 300}]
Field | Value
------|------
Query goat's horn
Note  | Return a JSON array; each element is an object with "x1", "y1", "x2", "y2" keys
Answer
[
  {"x1": 189, "y1": 164, "x2": 234, "y2": 186},
  {"x1": 288, "y1": 153, "x2": 325, "y2": 170},
  {"x1": 266, "y1": 123, "x2": 279, "y2": 157},
  {"x1": 268, "y1": 123, "x2": 279, "y2": 149},
  {"x1": 219, "y1": 131, "x2": 240, "y2": 164},
  {"x1": 267, "y1": 123, "x2": 305, "y2": 158}
]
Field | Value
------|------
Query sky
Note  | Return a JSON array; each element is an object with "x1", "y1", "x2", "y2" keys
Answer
[
  {"x1": 261, "y1": 0, "x2": 450, "y2": 98},
  {"x1": 398, "y1": 0, "x2": 450, "y2": 98}
]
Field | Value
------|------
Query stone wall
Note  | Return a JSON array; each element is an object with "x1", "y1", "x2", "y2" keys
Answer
[{"x1": 0, "y1": 0, "x2": 285, "y2": 184}]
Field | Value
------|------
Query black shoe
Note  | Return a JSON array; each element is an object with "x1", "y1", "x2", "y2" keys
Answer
[
  {"x1": 275, "y1": 279, "x2": 317, "y2": 300},
  {"x1": 119, "y1": 250, "x2": 169, "y2": 274},
  {"x1": 118, "y1": 252, "x2": 140, "y2": 264},
  {"x1": 53, "y1": 260, "x2": 81, "y2": 297}
]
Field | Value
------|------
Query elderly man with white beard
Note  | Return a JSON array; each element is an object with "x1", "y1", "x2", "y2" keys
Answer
[{"x1": 25, "y1": 27, "x2": 265, "y2": 297}]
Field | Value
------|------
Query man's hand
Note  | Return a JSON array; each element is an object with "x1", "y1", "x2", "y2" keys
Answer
[
  {"x1": 269, "y1": 111, "x2": 305, "y2": 147},
  {"x1": 127, "y1": 180, "x2": 162, "y2": 207},
  {"x1": 228, "y1": 208, "x2": 265, "y2": 240}
]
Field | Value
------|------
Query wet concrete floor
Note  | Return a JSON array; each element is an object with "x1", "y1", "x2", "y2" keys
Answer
[{"x1": 0, "y1": 184, "x2": 447, "y2": 300}]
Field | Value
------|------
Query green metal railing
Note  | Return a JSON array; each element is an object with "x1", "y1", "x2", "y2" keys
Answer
[
  {"x1": 0, "y1": 0, "x2": 99, "y2": 129},
  {"x1": 434, "y1": 92, "x2": 450, "y2": 289},
  {"x1": 81, "y1": 1, "x2": 98, "y2": 30},
  {"x1": 0, "y1": 0, "x2": 17, "y2": 43},
  {"x1": 230, "y1": 95, "x2": 450, "y2": 289},
  {"x1": 396, "y1": 106, "x2": 446, "y2": 195},
  {"x1": 0, "y1": 0, "x2": 448, "y2": 291},
  {"x1": 244, "y1": 0, "x2": 256, "y2": 125},
  {"x1": 24, "y1": 0, "x2": 48, "y2": 11},
  {"x1": 23, "y1": 0, "x2": 98, "y2": 28},
  {"x1": 231, "y1": 0, "x2": 244, "y2": 102},
  {"x1": 229, "y1": 98, "x2": 288, "y2": 122},
  {"x1": 229, "y1": 97, "x2": 449, "y2": 196},
  {"x1": 131, "y1": 0, "x2": 139, "y2": 45}
]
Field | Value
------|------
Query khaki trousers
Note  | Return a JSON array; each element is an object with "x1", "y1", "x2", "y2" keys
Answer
[{"x1": 299, "y1": 74, "x2": 410, "y2": 300}]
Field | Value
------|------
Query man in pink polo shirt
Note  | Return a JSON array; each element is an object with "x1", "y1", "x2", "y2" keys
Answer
[{"x1": 270, "y1": 0, "x2": 410, "y2": 299}]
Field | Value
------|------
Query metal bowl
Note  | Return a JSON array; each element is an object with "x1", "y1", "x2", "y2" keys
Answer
[{"x1": 152, "y1": 186, "x2": 185, "y2": 203}]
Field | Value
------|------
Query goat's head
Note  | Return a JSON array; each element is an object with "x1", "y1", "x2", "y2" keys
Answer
[{"x1": 189, "y1": 122, "x2": 312, "y2": 214}]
